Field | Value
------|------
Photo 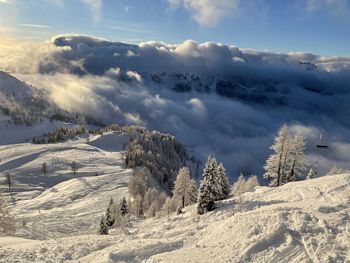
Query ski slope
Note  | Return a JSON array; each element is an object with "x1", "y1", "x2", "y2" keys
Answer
[
  {"x1": 0, "y1": 140, "x2": 349, "y2": 263},
  {"x1": 0, "y1": 130, "x2": 132, "y2": 241}
]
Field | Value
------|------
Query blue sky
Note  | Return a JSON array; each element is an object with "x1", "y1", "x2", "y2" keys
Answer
[{"x1": 1, "y1": 0, "x2": 350, "y2": 56}]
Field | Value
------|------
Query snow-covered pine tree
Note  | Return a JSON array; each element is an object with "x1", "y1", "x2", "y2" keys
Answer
[
  {"x1": 286, "y1": 132, "x2": 307, "y2": 183},
  {"x1": 120, "y1": 197, "x2": 129, "y2": 216},
  {"x1": 245, "y1": 175, "x2": 260, "y2": 192},
  {"x1": 161, "y1": 197, "x2": 176, "y2": 219},
  {"x1": 0, "y1": 191, "x2": 14, "y2": 236},
  {"x1": 216, "y1": 163, "x2": 230, "y2": 200},
  {"x1": 105, "y1": 198, "x2": 115, "y2": 227},
  {"x1": 98, "y1": 216, "x2": 108, "y2": 235},
  {"x1": 144, "y1": 188, "x2": 158, "y2": 212},
  {"x1": 197, "y1": 156, "x2": 217, "y2": 215},
  {"x1": 263, "y1": 123, "x2": 291, "y2": 187},
  {"x1": 306, "y1": 168, "x2": 316, "y2": 180},
  {"x1": 231, "y1": 173, "x2": 246, "y2": 210},
  {"x1": 172, "y1": 167, "x2": 198, "y2": 209},
  {"x1": 232, "y1": 173, "x2": 246, "y2": 197}
]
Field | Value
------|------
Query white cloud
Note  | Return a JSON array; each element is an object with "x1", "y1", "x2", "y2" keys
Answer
[
  {"x1": 3, "y1": 34, "x2": 350, "y2": 177},
  {"x1": 0, "y1": 0, "x2": 11, "y2": 3},
  {"x1": 303, "y1": 0, "x2": 350, "y2": 15},
  {"x1": 81, "y1": 0, "x2": 102, "y2": 23},
  {"x1": 20, "y1": 24, "x2": 51, "y2": 29},
  {"x1": 168, "y1": 0, "x2": 240, "y2": 26}
]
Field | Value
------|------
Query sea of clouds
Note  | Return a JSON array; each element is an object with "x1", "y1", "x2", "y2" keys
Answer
[{"x1": 1, "y1": 34, "x2": 350, "y2": 180}]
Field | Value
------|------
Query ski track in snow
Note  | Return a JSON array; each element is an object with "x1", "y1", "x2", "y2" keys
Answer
[{"x1": 0, "y1": 127, "x2": 349, "y2": 262}]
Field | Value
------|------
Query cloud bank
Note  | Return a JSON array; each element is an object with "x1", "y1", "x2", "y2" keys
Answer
[{"x1": 2, "y1": 34, "x2": 350, "y2": 180}]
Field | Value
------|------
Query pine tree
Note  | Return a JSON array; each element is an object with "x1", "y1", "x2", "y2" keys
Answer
[
  {"x1": 264, "y1": 124, "x2": 291, "y2": 187},
  {"x1": 245, "y1": 175, "x2": 260, "y2": 191},
  {"x1": 98, "y1": 216, "x2": 108, "y2": 235},
  {"x1": 216, "y1": 163, "x2": 230, "y2": 200},
  {"x1": 105, "y1": 198, "x2": 115, "y2": 227},
  {"x1": 231, "y1": 173, "x2": 246, "y2": 210},
  {"x1": 120, "y1": 197, "x2": 129, "y2": 216},
  {"x1": 197, "y1": 156, "x2": 216, "y2": 215},
  {"x1": 172, "y1": 167, "x2": 197, "y2": 209},
  {"x1": 161, "y1": 197, "x2": 176, "y2": 219},
  {"x1": 286, "y1": 132, "x2": 307, "y2": 183}
]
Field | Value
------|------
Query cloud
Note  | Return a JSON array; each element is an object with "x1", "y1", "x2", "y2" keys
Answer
[
  {"x1": 2, "y1": 34, "x2": 350, "y2": 179},
  {"x1": 168, "y1": 0, "x2": 240, "y2": 26},
  {"x1": 302, "y1": 0, "x2": 350, "y2": 15},
  {"x1": 81, "y1": 0, "x2": 102, "y2": 23},
  {"x1": 0, "y1": 0, "x2": 11, "y2": 3},
  {"x1": 20, "y1": 24, "x2": 51, "y2": 29},
  {"x1": 45, "y1": 0, "x2": 64, "y2": 6}
]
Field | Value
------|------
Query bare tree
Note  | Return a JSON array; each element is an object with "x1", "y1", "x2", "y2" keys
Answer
[
  {"x1": 41, "y1": 162, "x2": 48, "y2": 176},
  {"x1": 71, "y1": 161, "x2": 79, "y2": 176},
  {"x1": 4, "y1": 172, "x2": 12, "y2": 191}
]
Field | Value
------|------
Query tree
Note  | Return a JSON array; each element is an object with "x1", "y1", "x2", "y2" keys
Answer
[
  {"x1": 306, "y1": 168, "x2": 316, "y2": 180},
  {"x1": 264, "y1": 124, "x2": 291, "y2": 187},
  {"x1": 0, "y1": 191, "x2": 14, "y2": 236},
  {"x1": 172, "y1": 167, "x2": 197, "y2": 209},
  {"x1": 216, "y1": 163, "x2": 230, "y2": 200},
  {"x1": 245, "y1": 175, "x2": 260, "y2": 191},
  {"x1": 144, "y1": 188, "x2": 158, "y2": 212},
  {"x1": 41, "y1": 162, "x2": 47, "y2": 176},
  {"x1": 120, "y1": 197, "x2": 129, "y2": 216},
  {"x1": 98, "y1": 216, "x2": 108, "y2": 235},
  {"x1": 231, "y1": 173, "x2": 246, "y2": 210},
  {"x1": 133, "y1": 195, "x2": 144, "y2": 217},
  {"x1": 128, "y1": 168, "x2": 149, "y2": 198},
  {"x1": 71, "y1": 161, "x2": 79, "y2": 176},
  {"x1": 197, "y1": 156, "x2": 217, "y2": 215},
  {"x1": 161, "y1": 197, "x2": 176, "y2": 219},
  {"x1": 105, "y1": 198, "x2": 115, "y2": 227},
  {"x1": 4, "y1": 172, "x2": 12, "y2": 191},
  {"x1": 286, "y1": 132, "x2": 307, "y2": 183}
]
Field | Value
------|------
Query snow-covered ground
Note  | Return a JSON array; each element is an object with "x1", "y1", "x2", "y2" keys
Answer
[{"x1": 0, "y1": 129, "x2": 349, "y2": 263}]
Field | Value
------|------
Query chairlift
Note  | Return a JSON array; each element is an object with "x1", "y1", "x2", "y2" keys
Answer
[{"x1": 316, "y1": 132, "x2": 329, "y2": 149}]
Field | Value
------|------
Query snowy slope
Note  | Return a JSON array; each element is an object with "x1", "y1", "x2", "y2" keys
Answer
[
  {"x1": 0, "y1": 71, "x2": 53, "y2": 118},
  {"x1": 0, "y1": 131, "x2": 132, "y2": 241},
  {"x1": 0, "y1": 169, "x2": 349, "y2": 262}
]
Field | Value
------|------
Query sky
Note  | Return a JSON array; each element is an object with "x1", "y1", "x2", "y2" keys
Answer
[{"x1": 0, "y1": 0, "x2": 350, "y2": 56}]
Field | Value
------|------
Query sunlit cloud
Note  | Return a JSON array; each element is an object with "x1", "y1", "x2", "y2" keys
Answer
[
  {"x1": 81, "y1": 0, "x2": 102, "y2": 23},
  {"x1": 168, "y1": 0, "x2": 240, "y2": 27},
  {"x1": 20, "y1": 24, "x2": 51, "y2": 29},
  {"x1": 1, "y1": 34, "x2": 350, "y2": 176}
]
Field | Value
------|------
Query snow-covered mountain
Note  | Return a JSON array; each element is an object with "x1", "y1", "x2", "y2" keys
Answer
[
  {"x1": 0, "y1": 128, "x2": 349, "y2": 262},
  {"x1": 0, "y1": 71, "x2": 53, "y2": 121}
]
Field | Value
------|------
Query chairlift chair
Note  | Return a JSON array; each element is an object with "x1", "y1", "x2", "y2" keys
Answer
[{"x1": 316, "y1": 132, "x2": 329, "y2": 149}]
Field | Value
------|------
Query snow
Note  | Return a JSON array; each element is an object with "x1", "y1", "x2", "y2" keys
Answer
[{"x1": 0, "y1": 125, "x2": 349, "y2": 262}]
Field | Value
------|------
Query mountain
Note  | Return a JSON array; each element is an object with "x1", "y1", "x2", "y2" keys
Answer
[{"x1": 0, "y1": 71, "x2": 53, "y2": 123}]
